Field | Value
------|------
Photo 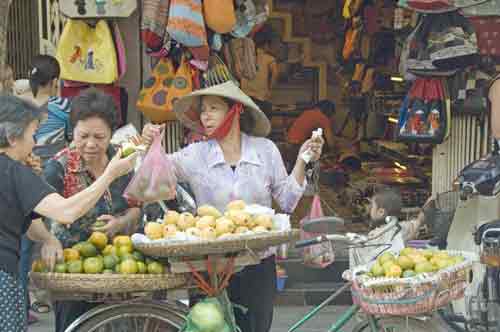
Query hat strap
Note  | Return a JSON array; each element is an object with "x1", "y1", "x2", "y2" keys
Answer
[{"x1": 206, "y1": 103, "x2": 244, "y2": 140}]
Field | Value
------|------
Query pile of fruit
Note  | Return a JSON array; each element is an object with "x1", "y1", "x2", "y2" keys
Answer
[
  {"x1": 144, "y1": 200, "x2": 276, "y2": 241},
  {"x1": 366, "y1": 248, "x2": 466, "y2": 279},
  {"x1": 32, "y1": 232, "x2": 166, "y2": 275}
]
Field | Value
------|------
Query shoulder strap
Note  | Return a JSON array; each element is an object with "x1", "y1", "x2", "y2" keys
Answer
[{"x1": 489, "y1": 73, "x2": 500, "y2": 91}]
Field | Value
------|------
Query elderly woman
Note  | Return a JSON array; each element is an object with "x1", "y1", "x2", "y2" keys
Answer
[
  {"x1": 42, "y1": 88, "x2": 142, "y2": 332},
  {"x1": 0, "y1": 95, "x2": 136, "y2": 332},
  {"x1": 142, "y1": 81, "x2": 324, "y2": 332}
]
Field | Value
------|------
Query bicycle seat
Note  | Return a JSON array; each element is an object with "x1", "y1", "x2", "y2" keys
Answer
[
  {"x1": 474, "y1": 220, "x2": 500, "y2": 245},
  {"x1": 302, "y1": 216, "x2": 345, "y2": 234}
]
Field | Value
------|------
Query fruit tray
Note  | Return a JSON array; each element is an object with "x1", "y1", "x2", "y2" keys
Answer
[
  {"x1": 133, "y1": 229, "x2": 300, "y2": 258},
  {"x1": 30, "y1": 272, "x2": 187, "y2": 294},
  {"x1": 350, "y1": 250, "x2": 477, "y2": 316}
]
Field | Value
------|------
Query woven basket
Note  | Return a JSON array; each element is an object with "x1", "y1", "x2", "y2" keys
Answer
[
  {"x1": 30, "y1": 272, "x2": 187, "y2": 294},
  {"x1": 134, "y1": 229, "x2": 300, "y2": 258},
  {"x1": 351, "y1": 250, "x2": 477, "y2": 316}
]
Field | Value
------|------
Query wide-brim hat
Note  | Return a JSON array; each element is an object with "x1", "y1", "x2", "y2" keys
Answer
[{"x1": 174, "y1": 81, "x2": 271, "y2": 137}]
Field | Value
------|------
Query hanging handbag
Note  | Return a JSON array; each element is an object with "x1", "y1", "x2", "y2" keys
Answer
[
  {"x1": 448, "y1": 69, "x2": 491, "y2": 115},
  {"x1": 56, "y1": 19, "x2": 118, "y2": 84},
  {"x1": 137, "y1": 55, "x2": 193, "y2": 123},
  {"x1": 112, "y1": 21, "x2": 127, "y2": 80},
  {"x1": 59, "y1": 0, "x2": 137, "y2": 18},
  {"x1": 468, "y1": 17, "x2": 500, "y2": 56},
  {"x1": 223, "y1": 37, "x2": 257, "y2": 80},
  {"x1": 166, "y1": 0, "x2": 208, "y2": 47},
  {"x1": 203, "y1": 0, "x2": 237, "y2": 34},
  {"x1": 141, "y1": 0, "x2": 170, "y2": 50}
]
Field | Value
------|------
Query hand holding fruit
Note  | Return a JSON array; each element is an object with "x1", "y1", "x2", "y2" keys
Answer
[
  {"x1": 105, "y1": 149, "x2": 137, "y2": 180},
  {"x1": 91, "y1": 215, "x2": 127, "y2": 238},
  {"x1": 142, "y1": 123, "x2": 165, "y2": 148},
  {"x1": 41, "y1": 237, "x2": 63, "y2": 272}
]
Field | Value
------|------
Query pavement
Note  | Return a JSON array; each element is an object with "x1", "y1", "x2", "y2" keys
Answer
[{"x1": 29, "y1": 305, "x2": 357, "y2": 332}]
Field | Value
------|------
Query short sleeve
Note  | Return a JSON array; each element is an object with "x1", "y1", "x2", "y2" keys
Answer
[{"x1": 14, "y1": 163, "x2": 56, "y2": 217}]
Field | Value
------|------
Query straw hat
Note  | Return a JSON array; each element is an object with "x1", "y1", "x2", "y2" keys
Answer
[{"x1": 174, "y1": 81, "x2": 271, "y2": 137}]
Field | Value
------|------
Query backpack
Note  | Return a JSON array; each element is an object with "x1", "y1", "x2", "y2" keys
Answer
[{"x1": 397, "y1": 77, "x2": 450, "y2": 144}]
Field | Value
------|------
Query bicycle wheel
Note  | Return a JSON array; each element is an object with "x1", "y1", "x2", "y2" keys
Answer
[
  {"x1": 68, "y1": 303, "x2": 186, "y2": 332},
  {"x1": 352, "y1": 316, "x2": 450, "y2": 332}
]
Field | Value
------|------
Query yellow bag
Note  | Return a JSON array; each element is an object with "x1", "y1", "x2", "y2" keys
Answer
[
  {"x1": 137, "y1": 56, "x2": 193, "y2": 123},
  {"x1": 56, "y1": 19, "x2": 118, "y2": 84}
]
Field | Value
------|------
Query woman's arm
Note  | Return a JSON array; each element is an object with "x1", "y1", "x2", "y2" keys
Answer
[
  {"x1": 35, "y1": 152, "x2": 137, "y2": 224},
  {"x1": 26, "y1": 219, "x2": 63, "y2": 270}
]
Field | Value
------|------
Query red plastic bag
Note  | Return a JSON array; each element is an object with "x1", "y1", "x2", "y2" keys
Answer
[
  {"x1": 124, "y1": 133, "x2": 176, "y2": 203},
  {"x1": 300, "y1": 195, "x2": 335, "y2": 268}
]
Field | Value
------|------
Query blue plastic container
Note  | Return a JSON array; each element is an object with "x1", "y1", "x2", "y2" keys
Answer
[{"x1": 276, "y1": 275, "x2": 288, "y2": 291}]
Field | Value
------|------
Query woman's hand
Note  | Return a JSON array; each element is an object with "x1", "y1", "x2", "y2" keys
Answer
[
  {"x1": 104, "y1": 150, "x2": 138, "y2": 180},
  {"x1": 41, "y1": 237, "x2": 63, "y2": 271},
  {"x1": 142, "y1": 123, "x2": 165, "y2": 147},
  {"x1": 297, "y1": 136, "x2": 325, "y2": 164},
  {"x1": 91, "y1": 215, "x2": 127, "y2": 238}
]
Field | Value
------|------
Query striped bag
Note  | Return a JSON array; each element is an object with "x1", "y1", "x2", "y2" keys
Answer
[
  {"x1": 141, "y1": 0, "x2": 170, "y2": 50},
  {"x1": 166, "y1": 0, "x2": 207, "y2": 48}
]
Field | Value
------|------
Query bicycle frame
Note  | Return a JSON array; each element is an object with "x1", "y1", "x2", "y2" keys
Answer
[{"x1": 287, "y1": 282, "x2": 380, "y2": 332}]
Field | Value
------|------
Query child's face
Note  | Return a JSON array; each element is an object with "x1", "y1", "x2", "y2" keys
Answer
[{"x1": 369, "y1": 197, "x2": 386, "y2": 222}]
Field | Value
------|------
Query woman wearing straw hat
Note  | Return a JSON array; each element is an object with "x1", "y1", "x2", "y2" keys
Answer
[{"x1": 142, "y1": 80, "x2": 324, "y2": 332}]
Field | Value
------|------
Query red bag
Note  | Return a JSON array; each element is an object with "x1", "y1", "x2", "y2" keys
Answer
[
  {"x1": 469, "y1": 17, "x2": 500, "y2": 56},
  {"x1": 300, "y1": 195, "x2": 335, "y2": 268},
  {"x1": 124, "y1": 133, "x2": 177, "y2": 203}
]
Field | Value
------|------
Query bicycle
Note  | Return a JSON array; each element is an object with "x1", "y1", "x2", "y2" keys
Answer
[{"x1": 288, "y1": 216, "x2": 469, "y2": 332}]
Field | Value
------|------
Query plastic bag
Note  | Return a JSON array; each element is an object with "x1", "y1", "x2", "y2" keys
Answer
[
  {"x1": 300, "y1": 195, "x2": 335, "y2": 268},
  {"x1": 124, "y1": 133, "x2": 176, "y2": 203}
]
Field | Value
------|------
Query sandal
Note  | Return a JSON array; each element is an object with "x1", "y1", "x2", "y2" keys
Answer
[{"x1": 31, "y1": 301, "x2": 51, "y2": 314}]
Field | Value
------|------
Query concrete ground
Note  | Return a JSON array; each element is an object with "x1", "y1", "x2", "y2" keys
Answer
[{"x1": 30, "y1": 305, "x2": 357, "y2": 332}]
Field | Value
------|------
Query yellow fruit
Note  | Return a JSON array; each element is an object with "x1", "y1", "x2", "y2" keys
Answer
[
  {"x1": 79, "y1": 242, "x2": 98, "y2": 258},
  {"x1": 31, "y1": 259, "x2": 48, "y2": 273},
  {"x1": 147, "y1": 261, "x2": 164, "y2": 274},
  {"x1": 408, "y1": 254, "x2": 427, "y2": 265},
  {"x1": 145, "y1": 222, "x2": 164, "y2": 240},
  {"x1": 67, "y1": 260, "x2": 83, "y2": 273},
  {"x1": 385, "y1": 264, "x2": 402, "y2": 278},
  {"x1": 215, "y1": 217, "x2": 235, "y2": 236},
  {"x1": 164, "y1": 210, "x2": 180, "y2": 225},
  {"x1": 186, "y1": 227, "x2": 201, "y2": 238},
  {"x1": 253, "y1": 215, "x2": 273, "y2": 230},
  {"x1": 197, "y1": 205, "x2": 222, "y2": 218},
  {"x1": 226, "y1": 200, "x2": 246, "y2": 211},
  {"x1": 200, "y1": 227, "x2": 217, "y2": 241},
  {"x1": 83, "y1": 257, "x2": 104, "y2": 274},
  {"x1": 113, "y1": 235, "x2": 132, "y2": 247},
  {"x1": 117, "y1": 244, "x2": 134, "y2": 258},
  {"x1": 163, "y1": 224, "x2": 178, "y2": 238},
  {"x1": 120, "y1": 260, "x2": 138, "y2": 274},
  {"x1": 63, "y1": 248, "x2": 81, "y2": 262},
  {"x1": 383, "y1": 261, "x2": 396, "y2": 273},
  {"x1": 378, "y1": 252, "x2": 395, "y2": 265},
  {"x1": 102, "y1": 245, "x2": 118, "y2": 257},
  {"x1": 235, "y1": 226, "x2": 249, "y2": 234},
  {"x1": 434, "y1": 251, "x2": 450, "y2": 260},
  {"x1": 225, "y1": 210, "x2": 250, "y2": 226},
  {"x1": 400, "y1": 247, "x2": 417, "y2": 257},
  {"x1": 435, "y1": 258, "x2": 455, "y2": 270},
  {"x1": 415, "y1": 261, "x2": 434, "y2": 274},
  {"x1": 370, "y1": 262, "x2": 384, "y2": 277},
  {"x1": 177, "y1": 212, "x2": 196, "y2": 230},
  {"x1": 196, "y1": 216, "x2": 216, "y2": 229},
  {"x1": 253, "y1": 226, "x2": 268, "y2": 233},
  {"x1": 396, "y1": 256, "x2": 415, "y2": 270},
  {"x1": 420, "y1": 249, "x2": 436, "y2": 260},
  {"x1": 137, "y1": 261, "x2": 147, "y2": 274},
  {"x1": 88, "y1": 231, "x2": 108, "y2": 250}
]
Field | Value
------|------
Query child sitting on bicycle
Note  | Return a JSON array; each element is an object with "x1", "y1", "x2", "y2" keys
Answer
[{"x1": 349, "y1": 186, "x2": 426, "y2": 269}]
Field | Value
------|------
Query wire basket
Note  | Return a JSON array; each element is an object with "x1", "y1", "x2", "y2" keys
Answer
[
  {"x1": 423, "y1": 191, "x2": 460, "y2": 248},
  {"x1": 351, "y1": 250, "x2": 476, "y2": 316}
]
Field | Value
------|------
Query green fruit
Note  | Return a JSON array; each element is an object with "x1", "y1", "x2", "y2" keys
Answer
[
  {"x1": 83, "y1": 257, "x2": 104, "y2": 274},
  {"x1": 147, "y1": 262, "x2": 164, "y2": 274},
  {"x1": 79, "y1": 242, "x2": 98, "y2": 258},
  {"x1": 120, "y1": 260, "x2": 138, "y2": 274},
  {"x1": 93, "y1": 220, "x2": 107, "y2": 228},
  {"x1": 132, "y1": 251, "x2": 145, "y2": 262},
  {"x1": 115, "y1": 263, "x2": 121, "y2": 273},
  {"x1": 121, "y1": 143, "x2": 137, "y2": 158},
  {"x1": 402, "y1": 270, "x2": 416, "y2": 278},
  {"x1": 137, "y1": 261, "x2": 147, "y2": 274},
  {"x1": 396, "y1": 256, "x2": 415, "y2": 270},
  {"x1": 145, "y1": 257, "x2": 154, "y2": 265},
  {"x1": 378, "y1": 252, "x2": 395, "y2": 265},
  {"x1": 54, "y1": 263, "x2": 67, "y2": 273},
  {"x1": 103, "y1": 255, "x2": 119, "y2": 270},
  {"x1": 370, "y1": 262, "x2": 385, "y2": 277},
  {"x1": 67, "y1": 260, "x2": 83, "y2": 273},
  {"x1": 72, "y1": 242, "x2": 86, "y2": 253},
  {"x1": 119, "y1": 253, "x2": 136, "y2": 263},
  {"x1": 415, "y1": 261, "x2": 434, "y2": 274},
  {"x1": 103, "y1": 269, "x2": 114, "y2": 274}
]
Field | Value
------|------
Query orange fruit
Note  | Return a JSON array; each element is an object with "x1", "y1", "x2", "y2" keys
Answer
[
  {"x1": 63, "y1": 248, "x2": 81, "y2": 262},
  {"x1": 113, "y1": 235, "x2": 132, "y2": 247},
  {"x1": 88, "y1": 231, "x2": 108, "y2": 250}
]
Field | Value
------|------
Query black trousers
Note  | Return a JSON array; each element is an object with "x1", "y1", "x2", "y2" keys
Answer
[
  {"x1": 54, "y1": 301, "x2": 99, "y2": 332},
  {"x1": 190, "y1": 255, "x2": 277, "y2": 332}
]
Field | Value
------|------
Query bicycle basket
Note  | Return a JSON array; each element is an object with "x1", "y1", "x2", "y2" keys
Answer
[{"x1": 424, "y1": 191, "x2": 460, "y2": 248}]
